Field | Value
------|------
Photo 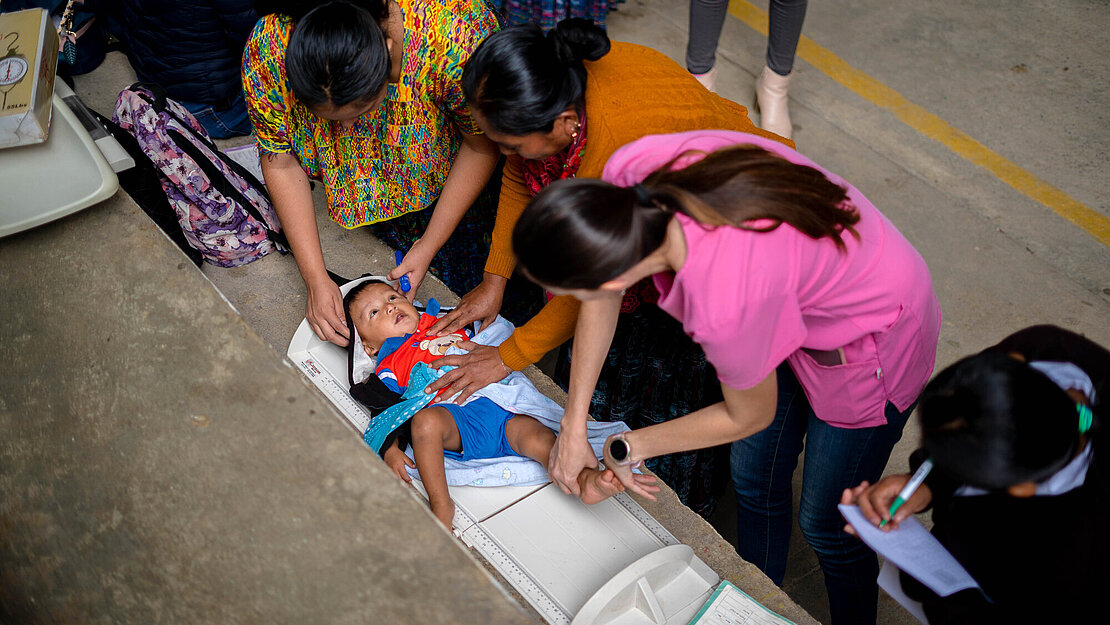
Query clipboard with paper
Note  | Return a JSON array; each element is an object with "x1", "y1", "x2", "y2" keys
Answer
[{"x1": 838, "y1": 504, "x2": 987, "y2": 623}]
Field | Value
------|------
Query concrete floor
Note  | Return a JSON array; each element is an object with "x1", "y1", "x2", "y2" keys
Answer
[{"x1": 42, "y1": 0, "x2": 1110, "y2": 623}]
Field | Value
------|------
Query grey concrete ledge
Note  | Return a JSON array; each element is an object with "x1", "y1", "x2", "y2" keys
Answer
[
  {"x1": 1, "y1": 190, "x2": 815, "y2": 624},
  {"x1": 0, "y1": 193, "x2": 533, "y2": 624}
]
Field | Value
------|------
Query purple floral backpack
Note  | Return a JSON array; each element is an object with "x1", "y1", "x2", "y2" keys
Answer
[{"x1": 113, "y1": 84, "x2": 286, "y2": 267}]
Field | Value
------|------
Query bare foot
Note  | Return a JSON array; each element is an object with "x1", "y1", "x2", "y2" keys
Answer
[
  {"x1": 578, "y1": 468, "x2": 624, "y2": 505},
  {"x1": 429, "y1": 495, "x2": 455, "y2": 528}
]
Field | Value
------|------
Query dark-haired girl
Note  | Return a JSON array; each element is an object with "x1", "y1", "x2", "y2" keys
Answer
[
  {"x1": 511, "y1": 129, "x2": 941, "y2": 625},
  {"x1": 242, "y1": 1, "x2": 517, "y2": 346},
  {"x1": 843, "y1": 325, "x2": 1107, "y2": 623},
  {"x1": 423, "y1": 19, "x2": 786, "y2": 515}
]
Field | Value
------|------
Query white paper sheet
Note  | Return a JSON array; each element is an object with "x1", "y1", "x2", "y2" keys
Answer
[
  {"x1": 838, "y1": 504, "x2": 981, "y2": 597},
  {"x1": 686, "y1": 580, "x2": 795, "y2": 625},
  {"x1": 877, "y1": 560, "x2": 929, "y2": 624},
  {"x1": 223, "y1": 143, "x2": 265, "y2": 183}
]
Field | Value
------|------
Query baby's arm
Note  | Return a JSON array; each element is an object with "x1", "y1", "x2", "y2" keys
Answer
[
  {"x1": 382, "y1": 438, "x2": 415, "y2": 483},
  {"x1": 376, "y1": 368, "x2": 405, "y2": 394}
]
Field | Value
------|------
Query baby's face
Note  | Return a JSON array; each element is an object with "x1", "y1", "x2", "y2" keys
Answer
[{"x1": 350, "y1": 283, "x2": 420, "y2": 356}]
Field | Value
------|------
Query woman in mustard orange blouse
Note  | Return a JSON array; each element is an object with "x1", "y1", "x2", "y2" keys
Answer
[
  {"x1": 424, "y1": 19, "x2": 788, "y2": 516},
  {"x1": 243, "y1": 0, "x2": 538, "y2": 345}
]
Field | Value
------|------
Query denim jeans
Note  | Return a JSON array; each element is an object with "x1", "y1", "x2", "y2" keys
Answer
[
  {"x1": 686, "y1": 0, "x2": 809, "y2": 75},
  {"x1": 731, "y1": 363, "x2": 913, "y2": 625},
  {"x1": 178, "y1": 91, "x2": 253, "y2": 140}
]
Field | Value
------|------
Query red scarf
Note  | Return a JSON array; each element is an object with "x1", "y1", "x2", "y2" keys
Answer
[
  {"x1": 521, "y1": 112, "x2": 658, "y2": 313},
  {"x1": 521, "y1": 112, "x2": 588, "y2": 196}
]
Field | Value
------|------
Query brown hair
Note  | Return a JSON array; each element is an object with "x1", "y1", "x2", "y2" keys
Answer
[
  {"x1": 644, "y1": 145, "x2": 860, "y2": 250},
  {"x1": 514, "y1": 143, "x2": 861, "y2": 289}
]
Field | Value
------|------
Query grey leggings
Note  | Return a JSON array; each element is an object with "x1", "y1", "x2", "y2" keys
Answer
[{"x1": 686, "y1": 0, "x2": 808, "y2": 76}]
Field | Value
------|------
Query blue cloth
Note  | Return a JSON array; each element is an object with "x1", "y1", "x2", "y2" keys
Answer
[
  {"x1": 363, "y1": 362, "x2": 438, "y2": 454},
  {"x1": 730, "y1": 363, "x2": 914, "y2": 625},
  {"x1": 438, "y1": 399, "x2": 520, "y2": 461}
]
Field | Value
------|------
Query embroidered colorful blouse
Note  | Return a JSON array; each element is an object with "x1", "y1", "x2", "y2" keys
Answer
[{"x1": 241, "y1": 0, "x2": 498, "y2": 227}]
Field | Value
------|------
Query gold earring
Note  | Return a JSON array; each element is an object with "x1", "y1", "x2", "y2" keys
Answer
[{"x1": 570, "y1": 122, "x2": 581, "y2": 140}]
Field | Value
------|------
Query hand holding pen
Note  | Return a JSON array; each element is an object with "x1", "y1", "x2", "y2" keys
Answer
[
  {"x1": 880, "y1": 458, "x2": 933, "y2": 527},
  {"x1": 840, "y1": 459, "x2": 935, "y2": 533}
]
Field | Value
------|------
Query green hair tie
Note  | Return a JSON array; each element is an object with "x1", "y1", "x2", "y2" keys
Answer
[{"x1": 1077, "y1": 403, "x2": 1094, "y2": 434}]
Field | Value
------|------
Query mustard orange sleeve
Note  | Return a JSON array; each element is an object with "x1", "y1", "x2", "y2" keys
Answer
[
  {"x1": 484, "y1": 155, "x2": 531, "y2": 279},
  {"x1": 498, "y1": 295, "x2": 582, "y2": 370}
]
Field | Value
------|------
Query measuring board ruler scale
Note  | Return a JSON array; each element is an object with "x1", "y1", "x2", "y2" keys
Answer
[
  {"x1": 461, "y1": 521, "x2": 573, "y2": 625},
  {"x1": 400, "y1": 479, "x2": 570, "y2": 624},
  {"x1": 611, "y1": 491, "x2": 680, "y2": 548},
  {"x1": 292, "y1": 353, "x2": 371, "y2": 434}
]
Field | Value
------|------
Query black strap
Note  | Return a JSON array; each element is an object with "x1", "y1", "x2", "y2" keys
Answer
[{"x1": 128, "y1": 82, "x2": 168, "y2": 113}]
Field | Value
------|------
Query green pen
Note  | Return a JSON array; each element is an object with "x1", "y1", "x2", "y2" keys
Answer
[{"x1": 880, "y1": 458, "x2": 933, "y2": 528}]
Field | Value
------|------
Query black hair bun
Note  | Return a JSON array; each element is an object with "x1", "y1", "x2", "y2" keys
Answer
[{"x1": 547, "y1": 18, "x2": 611, "y2": 65}]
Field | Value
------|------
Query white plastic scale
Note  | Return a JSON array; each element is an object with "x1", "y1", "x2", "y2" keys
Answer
[{"x1": 287, "y1": 278, "x2": 720, "y2": 625}]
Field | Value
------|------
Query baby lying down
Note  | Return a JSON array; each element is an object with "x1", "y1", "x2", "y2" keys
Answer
[{"x1": 344, "y1": 279, "x2": 657, "y2": 526}]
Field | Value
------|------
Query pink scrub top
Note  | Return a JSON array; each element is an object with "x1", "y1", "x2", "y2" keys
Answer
[{"x1": 603, "y1": 130, "x2": 942, "y2": 428}]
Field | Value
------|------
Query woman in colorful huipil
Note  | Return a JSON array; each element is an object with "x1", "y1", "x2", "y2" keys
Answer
[{"x1": 243, "y1": 0, "x2": 539, "y2": 347}]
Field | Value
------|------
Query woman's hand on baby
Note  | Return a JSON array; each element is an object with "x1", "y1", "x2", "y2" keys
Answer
[
  {"x1": 429, "y1": 273, "x2": 507, "y2": 336},
  {"x1": 425, "y1": 342, "x2": 511, "y2": 402},
  {"x1": 306, "y1": 276, "x2": 350, "y2": 347},
  {"x1": 388, "y1": 241, "x2": 434, "y2": 302},
  {"x1": 383, "y1": 444, "x2": 415, "y2": 483},
  {"x1": 840, "y1": 475, "x2": 932, "y2": 534},
  {"x1": 548, "y1": 428, "x2": 599, "y2": 497}
]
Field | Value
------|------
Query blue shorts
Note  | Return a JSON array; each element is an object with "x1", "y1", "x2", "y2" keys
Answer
[{"x1": 434, "y1": 398, "x2": 521, "y2": 461}]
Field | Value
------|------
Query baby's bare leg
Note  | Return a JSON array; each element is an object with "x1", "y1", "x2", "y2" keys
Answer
[
  {"x1": 410, "y1": 406, "x2": 462, "y2": 528},
  {"x1": 504, "y1": 414, "x2": 557, "y2": 466},
  {"x1": 505, "y1": 416, "x2": 622, "y2": 504}
]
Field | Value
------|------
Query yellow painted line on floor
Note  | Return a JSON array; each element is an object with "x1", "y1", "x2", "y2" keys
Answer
[{"x1": 729, "y1": 0, "x2": 1110, "y2": 246}]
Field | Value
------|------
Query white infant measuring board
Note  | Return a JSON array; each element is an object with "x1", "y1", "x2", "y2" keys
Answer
[{"x1": 287, "y1": 277, "x2": 723, "y2": 625}]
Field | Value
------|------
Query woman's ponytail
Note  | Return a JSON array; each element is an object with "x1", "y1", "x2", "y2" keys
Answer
[
  {"x1": 513, "y1": 141, "x2": 864, "y2": 290},
  {"x1": 645, "y1": 146, "x2": 861, "y2": 250}
]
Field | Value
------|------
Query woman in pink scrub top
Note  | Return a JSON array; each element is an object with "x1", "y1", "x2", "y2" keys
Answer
[{"x1": 512, "y1": 130, "x2": 941, "y2": 625}]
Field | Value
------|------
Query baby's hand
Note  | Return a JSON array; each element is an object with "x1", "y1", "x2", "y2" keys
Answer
[{"x1": 383, "y1": 444, "x2": 416, "y2": 483}]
